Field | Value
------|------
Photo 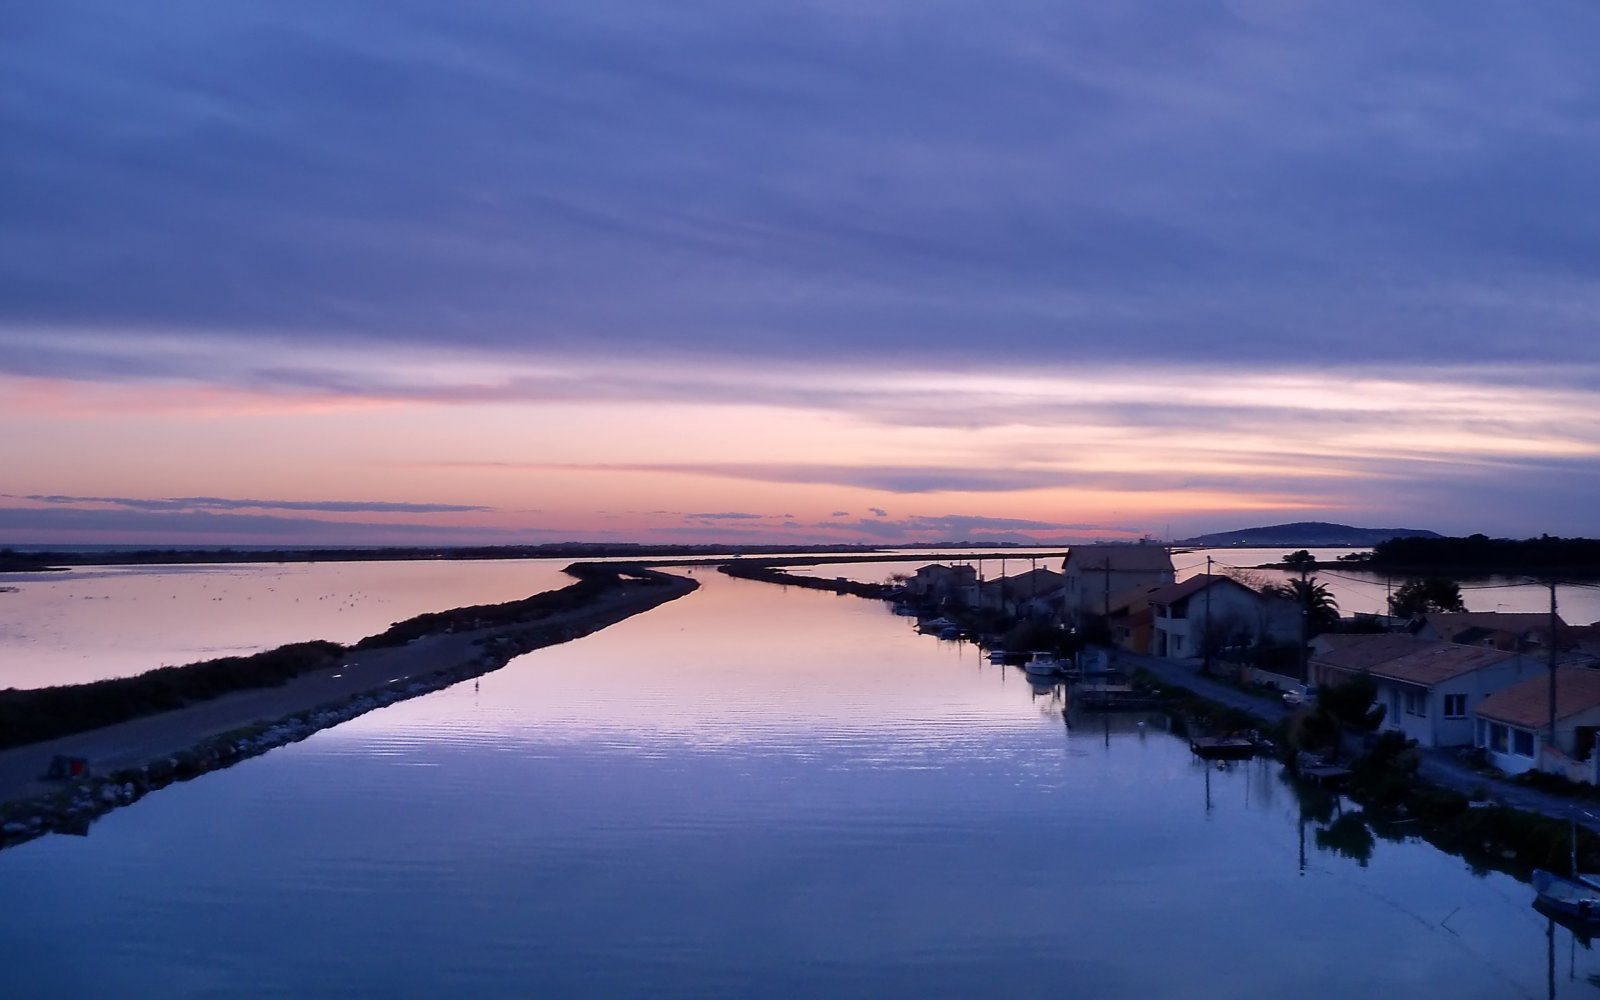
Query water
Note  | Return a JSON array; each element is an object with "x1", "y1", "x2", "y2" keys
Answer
[
  {"x1": 0, "y1": 559, "x2": 585, "y2": 688},
  {"x1": 0, "y1": 571, "x2": 1593, "y2": 997},
  {"x1": 0, "y1": 549, "x2": 945, "y2": 688}
]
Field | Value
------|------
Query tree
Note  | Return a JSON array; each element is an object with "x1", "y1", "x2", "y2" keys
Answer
[
  {"x1": 1388, "y1": 578, "x2": 1466, "y2": 617},
  {"x1": 1224, "y1": 566, "x2": 1271, "y2": 590},
  {"x1": 1282, "y1": 550, "x2": 1317, "y2": 572},
  {"x1": 1311, "y1": 673, "x2": 1387, "y2": 764},
  {"x1": 1267, "y1": 577, "x2": 1341, "y2": 636}
]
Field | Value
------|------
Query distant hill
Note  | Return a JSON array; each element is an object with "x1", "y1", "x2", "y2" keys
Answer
[{"x1": 1176, "y1": 521, "x2": 1442, "y2": 547}]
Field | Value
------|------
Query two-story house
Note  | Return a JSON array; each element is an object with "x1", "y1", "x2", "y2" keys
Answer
[{"x1": 1060, "y1": 544, "x2": 1174, "y2": 627}]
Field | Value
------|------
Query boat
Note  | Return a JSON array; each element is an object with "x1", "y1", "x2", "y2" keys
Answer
[
  {"x1": 986, "y1": 649, "x2": 1010, "y2": 664},
  {"x1": 1531, "y1": 869, "x2": 1600, "y2": 924},
  {"x1": 1023, "y1": 652, "x2": 1062, "y2": 676},
  {"x1": 1190, "y1": 736, "x2": 1257, "y2": 760},
  {"x1": 917, "y1": 617, "x2": 958, "y2": 634},
  {"x1": 1070, "y1": 683, "x2": 1165, "y2": 712}
]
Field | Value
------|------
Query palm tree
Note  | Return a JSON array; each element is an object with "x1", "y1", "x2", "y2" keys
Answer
[{"x1": 1269, "y1": 577, "x2": 1341, "y2": 635}]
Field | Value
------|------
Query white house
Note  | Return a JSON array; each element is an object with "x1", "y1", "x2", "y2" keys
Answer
[
  {"x1": 1474, "y1": 663, "x2": 1600, "y2": 780},
  {"x1": 976, "y1": 568, "x2": 1064, "y2": 615},
  {"x1": 1147, "y1": 575, "x2": 1297, "y2": 661},
  {"x1": 1060, "y1": 544, "x2": 1175, "y2": 626},
  {"x1": 906, "y1": 564, "x2": 977, "y2": 605},
  {"x1": 1314, "y1": 638, "x2": 1537, "y2": 747}
]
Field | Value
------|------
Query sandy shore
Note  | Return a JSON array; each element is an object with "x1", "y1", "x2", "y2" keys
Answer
[{"x1": 0, "y1": 570, "x2": 696, "y2": 833}]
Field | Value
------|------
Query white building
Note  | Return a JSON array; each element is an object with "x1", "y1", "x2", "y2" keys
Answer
[
  {"x1": 1314, "y1": 637, "x2": 1537, "y2": 748},
  {"x1": 1147, "y1": 575, "x2": 1297, "y2": 661},
  {"x1": 1474, "y1": 663, "x2": 1600, "y2": 780},
  {"x1": 1060, "y1": 544, "x2": 1174, "y2": 626}
]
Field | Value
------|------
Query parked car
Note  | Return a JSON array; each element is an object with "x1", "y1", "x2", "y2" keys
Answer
[{"x1": 1282, "y1": 684, "x2": 1318, "y2": 707}]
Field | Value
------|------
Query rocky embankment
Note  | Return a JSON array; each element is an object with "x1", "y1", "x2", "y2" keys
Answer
[{"x1": 0, "y1": 564, "x2": 695, "y2": 852}]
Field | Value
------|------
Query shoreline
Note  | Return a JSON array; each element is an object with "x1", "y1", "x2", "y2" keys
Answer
[{"x1": 0, "y1": 565, "x2": 697, "y2": 852}]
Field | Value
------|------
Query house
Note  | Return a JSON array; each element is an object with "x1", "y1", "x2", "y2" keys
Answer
[
  {"x1": 1060, "y1": 544, "x2": 1175, "y2": 626},
  {"x1": 1313, "y1": 636, "x2": 1538, "y2": 747},
  {"x1": 1106, "y1": 584, "x2": 1164, "y2": 655},
  {"x1": 1411, "y1": 611, "x2": 1566, "y2": 652},
  {"x1": 1147, "y1": 575, "x2": 1298, "y2": 661},
  {"x1": 976, "y1": 568, "x2": 1063, "y2": 615},
  {"x1": 906, "y1": 564, "x2": 977, "y2": 606},
  {"x1": 1474, "y1": 664, "x2": 1600, "y2": 780},
  {"x1": 1567, "y1": 623, "x2": 1600, "y2": 658}
]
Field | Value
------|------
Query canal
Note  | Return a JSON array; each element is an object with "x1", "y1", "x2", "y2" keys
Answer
[{"x1": 0, "y1": 568, "x2": 1590, "y2": 997}]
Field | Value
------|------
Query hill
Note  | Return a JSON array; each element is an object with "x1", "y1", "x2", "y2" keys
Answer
[{"x1": 1177, "y1": 521, "x2": 1441, "y2": 547}]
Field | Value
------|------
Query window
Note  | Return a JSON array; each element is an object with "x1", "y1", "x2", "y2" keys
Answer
[
  {"x1": 1403, "y1": 689, "x2": 1428, "y2": 717},
  {"x1": 1489, "y1": 723, "x2": 1508, "y2": 753},
  {"x1": 1443, "y1": 694, "x2": 1467, "y2": 719},
  {"x1": 1513, "y1": 729, "x2": 1535, "y2": 758}
]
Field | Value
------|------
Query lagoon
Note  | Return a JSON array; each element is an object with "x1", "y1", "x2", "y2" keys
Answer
[{"x1": 0, "y1": 569, "x2": 1594, "y2": 997}]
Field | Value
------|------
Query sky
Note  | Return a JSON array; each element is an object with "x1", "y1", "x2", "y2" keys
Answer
[{"x1": 3, "y1": 1, "x2": 1599, "y2": 546}]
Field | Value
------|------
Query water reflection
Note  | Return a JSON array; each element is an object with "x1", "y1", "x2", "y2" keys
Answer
[{"x1": 1, "y1": 570, "x2": 1596, "y2": 997}]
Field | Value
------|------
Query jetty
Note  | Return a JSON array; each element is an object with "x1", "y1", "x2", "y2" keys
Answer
[{"x1": 0, "y1": 565, "x2": 697, "y2": 850}]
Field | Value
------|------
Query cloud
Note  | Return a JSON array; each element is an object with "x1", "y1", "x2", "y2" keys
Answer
[
  {"x1": 808, "y1": 513, "x2": 1117, "y2": 544},
  {"x1": 684, "y1": 511, "x2": 766, "y2": 521},
  {"x1": 869, "y1": 507, "x2": 888, "y2": 517},
  {"x1": 0, "y1": 505, "x2": 522, "y2": 543},
  {"x1": 15, "y1": 494, "x2": 492, "y2": 514},
  {"x1": 3, "y1": 1, "x2": 1600, "y2": 377},
  {"x1": 4, "y1": 3, "x2": 1600, "y2": 541}
]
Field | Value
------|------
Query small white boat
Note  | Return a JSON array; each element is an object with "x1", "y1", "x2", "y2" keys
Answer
[{"x1": 917, "y1": 617, "x2": 958, "y2": 634}]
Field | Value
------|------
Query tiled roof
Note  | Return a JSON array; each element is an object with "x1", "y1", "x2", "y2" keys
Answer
[
  {"x1": 1146, "y1": 574, "x2": 1251, "y2": 606},
  {"x1": 1363, "y1": 642, "x2": 1518, "y2": 687},
  {"x1": 1311, "y1": 634, "x2": 1430, "y2": 672},
  {"x1": 1418, "y1": 612, "x2": 1565, "y2": 636},
  {"x1": 1062, "y1": 544, "x2": 1175, "y2": 573},
  {"x1": 1476, "y1": 665, "x2": 1600, "y2": 728},
  {"x1": 1106, "y1": 583, "x2": 1164, "y2": 614}
]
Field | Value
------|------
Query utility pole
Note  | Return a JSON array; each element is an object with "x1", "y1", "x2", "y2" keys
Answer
[
  {"x1": 1101, "y1": 560, "x2": 1112, "y2": 619},
  {"x1": 1203, "y1": 555, "x2": 1213, "y2": 675},
  {"x1": 1548, "y1": 580, "x2": 1560, "y2": 768},
  {"x1": 1298, "y1": 560, "x2": 1310, "y2": 683}
]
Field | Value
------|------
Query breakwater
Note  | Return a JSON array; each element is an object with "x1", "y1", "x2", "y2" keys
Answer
[
  {"x1": 0, "y1": 564, "x2": 696, "y2": 852},
  {"x1": 718, "y1": 561, "x2": 897, "y2": 598}
]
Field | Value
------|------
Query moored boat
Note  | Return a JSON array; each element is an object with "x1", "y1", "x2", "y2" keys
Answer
[
  {"x1": 1023, "y1": 652, "x2": 1062, "y2": 676},
  {"x1": 1532, "y1": 869, "x2": 1600, "y2": 924}
]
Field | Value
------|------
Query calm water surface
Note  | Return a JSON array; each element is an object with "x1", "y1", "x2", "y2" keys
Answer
[
  {"x1": 0, "y1": 559, "x2": 587, "y2": 688},
  {"x1": 0, "y1": 573, "x2": 1591, "y2": 997}
]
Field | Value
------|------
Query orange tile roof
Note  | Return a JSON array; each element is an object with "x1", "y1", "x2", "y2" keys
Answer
[
  {"x1": 1366, "y1": 643, "x2": 1519, "y2": 687},
  {"x1": 1476, "y1": 665, "x2": 1600, "y2": 728},
  {"x1": 1315, "y1": 635, "x2": 1519, "y2": 686},
  {"x1": 1146, "y1": 574, "x2": 1251, "y2": 606},
  {"x1": 1311, "y1": 634, "x2": 1430, "y2": 672}
]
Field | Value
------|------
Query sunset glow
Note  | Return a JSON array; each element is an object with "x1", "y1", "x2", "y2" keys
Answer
[{"x1": 4, "y1": 3, "x2": 1599, "y2": 545}]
